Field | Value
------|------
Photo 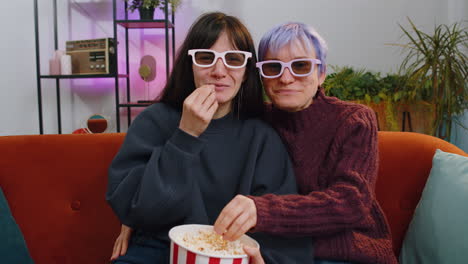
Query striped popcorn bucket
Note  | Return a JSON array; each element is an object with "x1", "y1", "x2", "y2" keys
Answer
[{"x1": 169, "y1": 224, "x2": 259, "y2": 264}]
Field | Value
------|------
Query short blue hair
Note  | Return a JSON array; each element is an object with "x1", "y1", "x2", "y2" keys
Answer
[{"x1": 258, "y1": 22, "x2": 328, "y2": 75}]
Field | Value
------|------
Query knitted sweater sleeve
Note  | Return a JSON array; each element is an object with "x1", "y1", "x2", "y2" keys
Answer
[
  {"x1": 250, "y1": 108, "x2": 379, "y2": 237},
  {"x1": 106, "y1": 106, "x2": 204, "y2": 230}
]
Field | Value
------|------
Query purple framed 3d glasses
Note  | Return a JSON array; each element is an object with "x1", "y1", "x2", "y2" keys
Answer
[
  {"x1": 256, "y1": 58, "x2": 321, "y2": 78},
  {"x1": 188, "y1": 49, "x2": 252, "y2": 69}
]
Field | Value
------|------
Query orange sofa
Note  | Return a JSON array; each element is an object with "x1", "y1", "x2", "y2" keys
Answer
[{"x1": 0, "y1": 132, "x2": 466, "y2": 264}]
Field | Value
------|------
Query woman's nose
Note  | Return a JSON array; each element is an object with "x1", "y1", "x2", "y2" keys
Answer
[
  {"x1": 212, "y1": 58, "x2": 228, "y2": 78},
  {"x1": 279, "y1": 67, "x2": 295, "y2": 84}
]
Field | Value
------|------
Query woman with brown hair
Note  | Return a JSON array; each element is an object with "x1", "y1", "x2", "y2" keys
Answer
[{"x1": 106, "y1": 12, "x2": 312, "y2": 264}]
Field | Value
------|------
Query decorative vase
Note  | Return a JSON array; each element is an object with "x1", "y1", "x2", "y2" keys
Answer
[{"x1": 138, "y1": 7, "x2": 155, "y2": 20}]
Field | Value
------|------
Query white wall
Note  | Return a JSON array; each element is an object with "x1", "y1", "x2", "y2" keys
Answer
[{"x1": 0, "y1": 0, "x2": 466, "y2": 148}]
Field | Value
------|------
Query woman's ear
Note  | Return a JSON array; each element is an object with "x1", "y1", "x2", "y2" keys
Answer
[{"x1": 318, "y1": 66, "x2": 326, "y2": 85}]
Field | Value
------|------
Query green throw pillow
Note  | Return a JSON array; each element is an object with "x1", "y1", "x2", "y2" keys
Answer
[
  {"x1": 0, "y1": 187, "x2": 34, "y2": 264},
  {"x1": 399, "y1": 149, "x2": 468, "y2": 264}
]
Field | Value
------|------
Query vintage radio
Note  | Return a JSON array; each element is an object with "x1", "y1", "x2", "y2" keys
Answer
[{"x1": 66, "y1": 38, "x2": 116, "y2": 75}]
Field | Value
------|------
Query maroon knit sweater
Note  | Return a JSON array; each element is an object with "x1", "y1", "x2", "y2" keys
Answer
[{"x1": 250, "y1": 88, "x2": 397, "y2": 264}]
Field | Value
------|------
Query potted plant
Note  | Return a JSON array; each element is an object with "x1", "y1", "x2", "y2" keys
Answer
[
  {"x1": 396, "y1": 18, "x2": 468, "y2": 141},
  {"x1": 124, "y1": 0, "x2": 181, "y2": 20},
  {"x1": 323, "y1": 66, "x2": 401, "y2": 131}
]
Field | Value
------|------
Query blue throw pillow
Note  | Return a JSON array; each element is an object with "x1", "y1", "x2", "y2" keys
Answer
[
  {"x1": 0, "y1": 187, "x2": 34, "y2": 264},
  {"x1": 399, "y1": 149, "x2": 468, "y2": 264}
]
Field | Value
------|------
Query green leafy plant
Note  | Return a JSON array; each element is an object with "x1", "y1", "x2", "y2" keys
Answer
[
  {"x1": 323, "y1": 66, "x2": 407, "y2": 103},
  {"x1": 396, "y1": 18, "x2": 468, "y2": 140},
  {"x1": 125, "y1": 0, "x2": 159, "y2": 12},
  {"x1": 323, "y1": 66, "x2": 405, "y2": 131},
  {"x1": 124, "y1": 0, "x2": 181, "y2": 12}
]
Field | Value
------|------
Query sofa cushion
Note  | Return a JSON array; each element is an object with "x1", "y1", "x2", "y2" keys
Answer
[
  {"x1": 376, "y1": 131, "x2": 467, "y2": 256},
  {"x1": 399, "y1": 149, "x2": 468, "y2": 263},
  {"x1": 0, "y1": 134, "x2": 123, "y2": 264},
  {"x1": 0, "y1": 187, "x2": 34, "y2": 264}
]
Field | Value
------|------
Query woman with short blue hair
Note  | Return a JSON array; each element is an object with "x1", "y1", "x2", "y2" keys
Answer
[
  {"x1": 215, "y1": 22, "x2": 398, "y2": 264},
  {"x1": 258, "y1": 22, "x2": 328, "y2": 76}
]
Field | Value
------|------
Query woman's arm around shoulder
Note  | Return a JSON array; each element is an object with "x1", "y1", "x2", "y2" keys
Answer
[{"x1": 250, "y1": 107, "x2": 379, "y2": 237}]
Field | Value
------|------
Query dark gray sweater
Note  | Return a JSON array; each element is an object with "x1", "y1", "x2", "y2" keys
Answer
[{"x1": 106, "y1": 103, "x2": 312, "y2": 263}]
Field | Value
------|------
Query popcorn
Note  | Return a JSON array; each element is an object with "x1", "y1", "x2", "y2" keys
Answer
[
  {"x1": 177, "y1": 229, "x2": 245, "y2": 256},
  {"x1": 169, "y1": 224, "x2": 258, "y2": 264}
]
